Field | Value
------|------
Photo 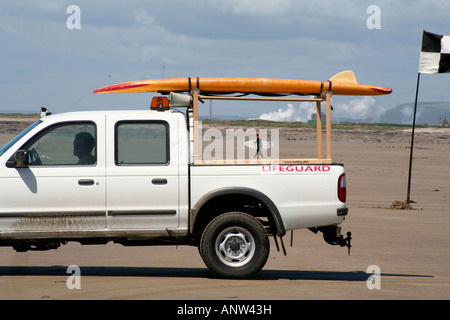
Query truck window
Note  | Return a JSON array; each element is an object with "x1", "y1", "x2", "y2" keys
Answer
[
  {"x1": 21, "y1": 122, "x2": 97, "y2": 166},
  {"x1": 0, "y1": 120, "x2": 42, "y2": 157},
  {"x1": 115, "y1": 121, "x2": 169, "y2": 165}
]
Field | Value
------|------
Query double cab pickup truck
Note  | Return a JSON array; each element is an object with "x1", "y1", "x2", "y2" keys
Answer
[{"x1": 0, "y1": 91, "x2": 350, "y2": 278}]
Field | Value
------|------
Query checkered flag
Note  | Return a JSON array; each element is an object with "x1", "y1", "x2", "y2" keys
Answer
[
  {"x1": 419, "y1": 30, "x2": 450, "y2": 74},
  {"x1": 409, "y1": 30, "x2": 450, "y2": 203}
]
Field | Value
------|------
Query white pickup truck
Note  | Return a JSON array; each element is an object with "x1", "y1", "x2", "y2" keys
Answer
[{"x1": 0, "y1": 92, "x2": 350, "y2": 278}]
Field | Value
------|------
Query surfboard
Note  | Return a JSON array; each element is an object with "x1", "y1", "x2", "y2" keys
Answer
[
  {"x1": 93, "y1": 71, "x2": 392, "y2": 96},
  {"x1": 244, "y1": 140, "x2": 273, "y2": 150}
]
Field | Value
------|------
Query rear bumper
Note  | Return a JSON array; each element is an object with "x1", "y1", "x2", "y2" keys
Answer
[{"x1": 337, "y1": 207, "x2": 348, "y2": 216}]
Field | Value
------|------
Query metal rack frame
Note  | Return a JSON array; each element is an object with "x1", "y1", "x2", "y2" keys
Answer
[{"x1": 188, "y1": 89, "x2": 333, "y2": 165}]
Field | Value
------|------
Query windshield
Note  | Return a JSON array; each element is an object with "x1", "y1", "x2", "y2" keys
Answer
[{"x1": 0, "y1": 120, "x2": 42, "y2": 157}]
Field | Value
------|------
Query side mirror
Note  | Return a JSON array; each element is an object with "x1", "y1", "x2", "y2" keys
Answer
[{"x1": 7, "y1": 150, "x2": 29, "y2": 168}]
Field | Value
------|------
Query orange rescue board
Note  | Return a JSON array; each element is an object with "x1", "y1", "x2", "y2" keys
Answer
[{"x1": 93, "y1": 71, "x2": 392, "y2": 96}]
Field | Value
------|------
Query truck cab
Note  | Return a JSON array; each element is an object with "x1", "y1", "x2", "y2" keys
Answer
[{"x1": 0, "y1": 110, "x2": 189, "y2": 245}]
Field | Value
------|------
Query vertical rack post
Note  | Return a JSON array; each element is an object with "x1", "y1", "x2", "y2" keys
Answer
[
  {"x1": 316, "y1": 100, "x2": 322, "y2": 159},
  {"x1": 192, "y1": 89, "x2": 200, "y2": 164},
  {"x1": 325, "y1": 92, "x2": 332, "y2": 160}
]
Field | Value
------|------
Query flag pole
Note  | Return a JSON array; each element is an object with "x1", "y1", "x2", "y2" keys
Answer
[{"x1": 406, "y1": 72, "x2": 421, "y2": 203}]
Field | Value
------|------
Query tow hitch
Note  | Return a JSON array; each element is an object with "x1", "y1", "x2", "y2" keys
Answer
[
  {"x1": 310, "y1": 226, "x2": 352, "y2": 255},
  {"x1": 343, "y1": 231, "x2": 352, "y2": 255}
]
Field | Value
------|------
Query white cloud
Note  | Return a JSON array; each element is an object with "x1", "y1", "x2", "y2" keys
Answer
[
  {"x1": 333, "y1": 96, "x2": 376, "y2": 120},
  {"x1": 36, "y1": 0, "x2": 66, "y2": 12},
  {"x1": 332, "y1": 96, "x2": 395, "y2": 122},
  {"x1": 257, "y1": 96, "x2": 393, "y2": 123},
  {"x1": 399, "y1": 104, "x2": 422, "y2": 124},
  {"x1": 222, "y1": 0, "x2": 293, "y2": 16},
  {"x1": 258, "y1": 103, "x2": 316, "y2": 122},
  {"x1": 133, "y1": 9, "x2": 156, "y2": 27}
]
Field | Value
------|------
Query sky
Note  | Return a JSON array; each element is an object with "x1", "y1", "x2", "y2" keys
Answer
[{"x1": 1, "y1": 0, "x2": 450, "y2": 123}]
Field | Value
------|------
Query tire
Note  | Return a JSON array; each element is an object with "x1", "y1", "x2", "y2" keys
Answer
[{"x1": 199, "y1": 211, "x2": 270, "y2": 279}]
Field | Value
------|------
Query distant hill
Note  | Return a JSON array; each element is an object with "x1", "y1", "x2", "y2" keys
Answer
[{"x1": 376, "y1": 102, "x2": 450, "y2": 125}]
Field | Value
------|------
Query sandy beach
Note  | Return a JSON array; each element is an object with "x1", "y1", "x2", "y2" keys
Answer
[{"x1": 0, "y1": 118, "x2": 449, "y2": 300}]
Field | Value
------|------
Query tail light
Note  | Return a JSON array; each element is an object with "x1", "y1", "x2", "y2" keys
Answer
[{"x1": 338, "y1": 173, "x2": 346, "y2": 203}]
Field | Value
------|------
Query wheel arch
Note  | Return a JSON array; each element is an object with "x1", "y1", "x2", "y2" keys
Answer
[{"x1": 190, "y1": 187, "x2": 286, "y2": 238}]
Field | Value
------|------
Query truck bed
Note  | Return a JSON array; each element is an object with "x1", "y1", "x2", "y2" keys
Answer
[{"x1": 190, "y1": 163, "x2": 346, "y2": 232}]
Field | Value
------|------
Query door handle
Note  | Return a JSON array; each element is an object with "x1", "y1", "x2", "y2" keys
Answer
[
  {"x1": 152, "y1": 178, "x2": 167, "y2": 185},
  {"x1": 78, "y1": 179, "x2": 95, "y2": 186}
]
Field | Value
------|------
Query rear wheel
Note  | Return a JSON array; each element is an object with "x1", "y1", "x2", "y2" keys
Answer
[{"x1": 199, "y1": 212, "x2": 270, "y2": 279}]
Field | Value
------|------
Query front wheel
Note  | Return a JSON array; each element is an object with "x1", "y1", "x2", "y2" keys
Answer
[{"x1": 199, "y1": 212, "x2": 270, "y2": 279}]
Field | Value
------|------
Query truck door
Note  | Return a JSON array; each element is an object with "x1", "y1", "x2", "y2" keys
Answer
[
  {"x1": 0, "y1": 120, "x2": 106, "y2": 232},
  {"x1": 105, "y1": 116, "x2": 179, "y2": 230}
]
